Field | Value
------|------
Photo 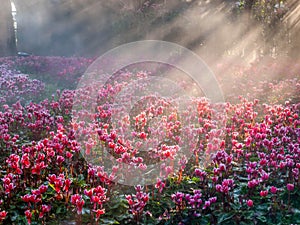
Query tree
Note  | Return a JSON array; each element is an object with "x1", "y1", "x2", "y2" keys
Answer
[{"x1": 0, "y1": 0, "x2": 17, "y2": 56}]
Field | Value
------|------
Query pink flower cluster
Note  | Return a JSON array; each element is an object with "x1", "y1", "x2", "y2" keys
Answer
[
  {"x1": 84, "y1": 185, "x2": 107, "y2": 221},
  {"x1": 71, "y1": 194, "x2": 85, "y2": 215},
  {"x1": 0, "y1": 55, "x2": 299, "y2": 224},
  {"x1": 0, "y1": 63, "x2": 45, "y2": 105},
  {"x1": 126, "y1": 185, "x2": 149, "y2": 221},
  {"x1": 9, "y1": 56, "x2": 92, "y2": 84}
]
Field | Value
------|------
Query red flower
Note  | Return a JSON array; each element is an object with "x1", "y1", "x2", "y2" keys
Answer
[
  {"x1": 0, "y1": 211, "x2": 7, "y2": 221},
  {"x1": 48, "y1": 174, "x2": 57, "y2": 183},
  {"x1": 139, "y1": 132, "x2": 147, "y2": 139},
  {"x1": 108, "y1": 142, "x2": 115, "y2": 149},
  {"x1": 21, "y1": 154, "x2": 31, "y2": 169},
  {"x1": 31, "y1": 161, "x2": 47, "y2": 175},
  {"x1": 125, "y1": 195, "x2": 134, "y2": 205},
  {"x1": 93, "y1": 209, "x2": 105, "y2": 221}
]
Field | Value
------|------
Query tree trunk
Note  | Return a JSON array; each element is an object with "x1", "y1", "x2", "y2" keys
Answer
[{"x1": 0, "y1": 0, "x2": 16, "y2": 56}]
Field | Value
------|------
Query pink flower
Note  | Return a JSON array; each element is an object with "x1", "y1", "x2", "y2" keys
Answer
[
  {"x1": 219, "y1": 163, "x2": 226, "y2": 172},
  {"x1": 259, "y1": 158, "x2": 267, "y2": 166},
  {"x1": 38, "y1": 184, "x2": 48, "y2": 194},
  {"x1": 209, "y1": 197, "x2": 217, "y2": 203},
  {"x1": 194, "y1": 168, "x2": 207, "y2": 180},
  {"x1": 260, "y1": 190, "x2": 268, "y2": 197},
  {"x1": 247, "y1": 199, "x2": 253, "y2": 207},
  {"x1": 126, "y1": 185, "x2": 149, "y2": 217},
  {"x1": 66, "y1": 151, "x2": 73, "y2": 159},
  {"x1": 84, "y1": 188, "x2": 94, "y2": 198},
  {"x1": 21, "y1": 154, "x2": 31, "y2": 169},
  {"x1": 287, "y1": 183, "x2": 294, "y2": 191},
  {"x1": 203, "y1": 200, "x2": 211, "y2": 209},
  {"x1": 211, "y1": 176, "x2": 218, "y2": 183},
  {"x1": 56, "y1": 155, "x2": 65, "y2": 164},
  {"x1": 25, "y1": 210, "x2": 32, "y2": 224},
  {"x1": 270, "y1": 186, "x2": 277, "y2": 194},
  {"x1": 216, "y1": 184, "x2": 222, "y2": 192},
  {"x1": 63, "y1": 178, "x2": 72, "y2": 192},
  {"x1": 39, "y1": 204, "x2": 51, "y2": 218},
  {"x1": 71, "y1": 194, "x2": 85, "y2": 214},
  {"x1": 21, "y1": 193, "x2": 40, "y2": 203},
  {"x1": 248, "y1": 179, "x2": 259, "y2": 189},
  {"x1": 155, "y1": 178, "x2": 165, "y2": 193},
  {"x1": 261, "y1": 172, "x2": 269, "y2": 181},
  {"x1": 31, "y1": 161, "x2": 47, "y2": 175},
  {"x1": 138, "y1": 163, "x2": 147, "y2": 170}
]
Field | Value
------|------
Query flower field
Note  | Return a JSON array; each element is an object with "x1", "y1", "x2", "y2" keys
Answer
[{"x1": 0, "y1": 56, "x2": 299, "y2": 225}]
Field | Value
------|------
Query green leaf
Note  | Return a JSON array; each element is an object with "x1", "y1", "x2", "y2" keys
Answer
[
  {"x1": 82, "y1": 207, "x2": 90, "y2": 214},
  {"x1": 116, "y1": 213, "x2": 130, "y2": 221},
  {"x1": 257, "y1": 215, "x2": 267, "y2": 223},
  {"x1": 197, "y1": 215, "x2": 210, "y2": 224},
  {"x1": 49, "y1": 183, "x2": 56, "y2": 191},
  {"x1": 291, "y1": 208, "x2": 300, "y2": 223},
  {"x1": 230, "y1": 202, "x2": 241, "y2": 211},
  {"x1": 99, "y1": 218, "x2": 120, "y2": 224},
  {"x1": 256, "y1": 203, "x2": 270, "y2": 212},
  {"x1": 191, "y1": 177, "x2": 201, "y2": 183},
  {"x1": 11, "y1": 212, "x2": 19, "y2": 222},
  {"x1": 56, "y1": 206, "x2": 64, "y2": 214},
  {"x1": 218, "y1": 212, "x2": 235, "y2": 224},
  {"x1": 242, "y1": 210, "x2": 254, "y2": 220}
]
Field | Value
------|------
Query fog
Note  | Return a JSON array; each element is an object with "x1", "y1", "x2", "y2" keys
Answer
[{"x1": 10, "y1": 0, "x2": 299, "y2": 59}]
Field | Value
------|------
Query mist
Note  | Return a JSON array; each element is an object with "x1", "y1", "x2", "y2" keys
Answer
[
  {"x1": 8, "y1": 0, "x2": 300, "y2": 103},
  {"x1": 11, "y1": 0, "x2": 299, "y2": 58}
]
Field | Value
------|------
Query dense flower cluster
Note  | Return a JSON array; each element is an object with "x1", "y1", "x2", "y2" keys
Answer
[
  {"x1": 215, "y1": 57, "x2": 300, "y2": 104},
  {"x1": 126, "y1": 185, "x2": 149, "y2": 222},
  {"x1": 0, "y1": 63, "x2": 45, "y2": 105},
  {"x1": 0, "y1": 56, "x2": 299, "y2": 224},
  {"x1": 6, "y1": 56, "x2": 93, "y2": 83}
]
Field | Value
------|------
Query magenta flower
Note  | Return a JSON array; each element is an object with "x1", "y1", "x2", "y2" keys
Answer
[
  {"x1": 155, "y1": 178, "x2": 165, "y2": 193},
  {"x1": 270, "y1": 186, "x2": 277, "y2": 194},
  {"x1": 260, "y1": 190, "x2": 268, "y2": 197},
  {"x1": 71, "y1": 194, "x2": 85, "y2": 214},
  {"x1": 219, "y1": 163, "x2": 226, "y2": 172},
  {"x1": 56, "y1": 155, "x2": 65, "y2": 164},
  {"x1": 287, "y1": 183, "x2": 294, "y2": 191},
  {"x1": 126, "y1": 185, "x2": 149, "y2": 219},
  {"x1": 39, "y1": 204, "x2": 51, "y2": 218},
  {"x1": 247, "y1": 199, "x2": 254, "y2": 207},
  {"x1": 25, "y1": 210, "x2": 32, "y2": 224},
  {"x1": 84, "y1": 188, "x2": 94, "y2": 198}
]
